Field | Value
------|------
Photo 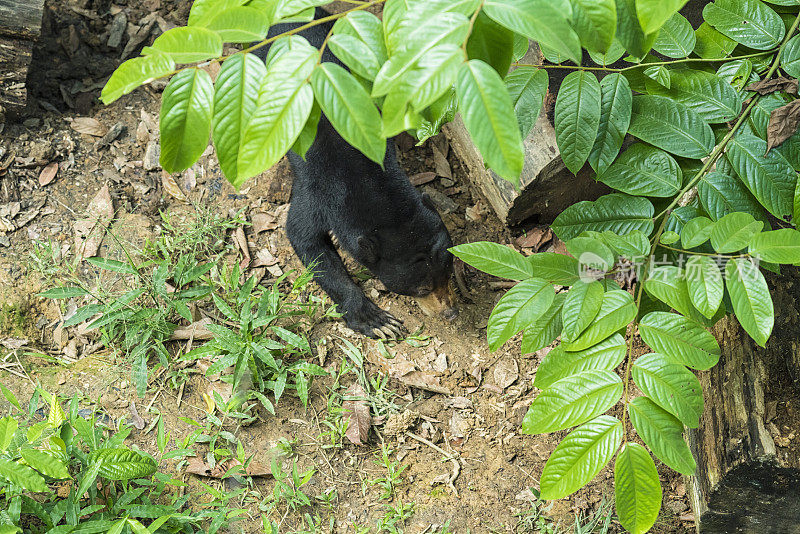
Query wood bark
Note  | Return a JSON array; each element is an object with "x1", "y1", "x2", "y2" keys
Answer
[
  {"x1": 687, "y1": 272, "x2": 800, "y2": 533},
  {"x1": 0, "y1": 0, "x2": 46, "y2": 110}
]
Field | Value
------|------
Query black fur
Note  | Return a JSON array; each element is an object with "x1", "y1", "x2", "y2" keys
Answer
[{"x1": 258, "y1": 9, "x2": 454, "y2": 337}]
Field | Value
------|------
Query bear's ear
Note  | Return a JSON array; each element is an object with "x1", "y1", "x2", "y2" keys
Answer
[
  {"x1": 421, "y1": 193, "x2": 437, "y2": 212},
  {"x1": 357, "y1": 235, "x2": 378, "y2": 263}
]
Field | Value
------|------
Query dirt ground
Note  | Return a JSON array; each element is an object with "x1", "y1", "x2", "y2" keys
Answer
[{"x1": 0, "y1": 1, "x2": 693, "y2": 532}]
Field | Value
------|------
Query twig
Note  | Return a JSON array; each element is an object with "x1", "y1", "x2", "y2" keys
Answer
[{"x1": 406, "y1": 431, "x2": 460, "y2": 497}]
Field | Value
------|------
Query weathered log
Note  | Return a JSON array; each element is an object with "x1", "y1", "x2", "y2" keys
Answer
[
  {"x1": 686, "y1": 273, "x2": 800, "y2": 532},
  {"x1": 0, "y1": 0, "x2": 46, "y2": 110}
]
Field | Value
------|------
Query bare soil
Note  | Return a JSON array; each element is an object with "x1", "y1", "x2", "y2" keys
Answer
[{"x1": 0, "y1": 1, "x2": 693, "y2": 532}]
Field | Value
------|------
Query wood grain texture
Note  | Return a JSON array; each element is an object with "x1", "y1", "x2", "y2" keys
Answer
[
  {"x1": 0, "y1": 0, "x2": 44, "y2": 108},
  {"x1": 687, "y1": 272, "x2": 800, "y2": 532}
]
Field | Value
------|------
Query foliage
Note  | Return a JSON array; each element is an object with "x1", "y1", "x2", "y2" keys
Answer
[
  {"x1": 0, "y1": 387, "x2": 222, "y2": 533},
  {"x1": 101, "y1": 0, "x2": 800, "y2": 531}
]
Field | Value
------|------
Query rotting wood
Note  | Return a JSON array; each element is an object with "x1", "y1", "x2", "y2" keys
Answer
[
  {"x1": 0, "y1": 0, "x2": 46, "y2": 110},
  {"x1": 686, "y1": 272, "x2": 800, "y2": 532}
]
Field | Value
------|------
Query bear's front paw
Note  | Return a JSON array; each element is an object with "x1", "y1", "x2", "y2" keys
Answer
[{"x1": 343, "y1": 297, "x2": 407, "y2": 339}]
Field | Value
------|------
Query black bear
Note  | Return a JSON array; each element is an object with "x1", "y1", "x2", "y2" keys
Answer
[{"x1": 258, "y1": 9, "x2": 457, "y2": 339}]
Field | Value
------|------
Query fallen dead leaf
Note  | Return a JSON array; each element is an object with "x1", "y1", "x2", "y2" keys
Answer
[
  {"x1": 746, "y1": 77, "x2": 798, "y2": 96},
  {"x1": 373, "y1": 351, "x2": 451, "y2": 395},
  {"x1": 0, "y1": 338, "x2": 28, "y2": 350},
  {"x1": 251, "y1": 212, "x2": 278, "y2": 234},
  {"x1": 494, "y1": 358, "x2": 519, "y2": 389},
  {"x1": 169, "y1": 318, "x2": 214, "y2": 341},
  {"x1": 410, "y1": 172, "x2": 436, "y2": 186},
  {"x1": 128, "y1": 401, "x2": 145, "y2": 430},
  {"x1": 161, "y1": 171, "x2": 188, "y2": 202},
  {"x1": 342, "y1": 382, "x2": 371, "y2": 445},
  {"x1": 766, "y1": 99, "x2": 800, "y2": 153},
  {"x1": 516, "y1": 227, "x2": 552, "y2": 252},
  {"x1": 432, "y1": 145, "x2": 452, "y2": 179},
  {"x1": 39, "y1": 163, "x2": 59, "y2": 187},
  {"x1": 70, "y1": 117, "x2": 107, "y2": 137},
  {"x1": 233, "y1": 227, "x2": 251, "y2": 271},
  {"x1": 74, "y1": 185, "x2": 114, "y2": 260},
  {"x1": 445, "y1": 397, "x2": 473, "y2": 410}
]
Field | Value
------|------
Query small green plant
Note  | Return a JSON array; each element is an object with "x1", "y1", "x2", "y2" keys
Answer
[
  {"x1": 369, "y1": 445, "x2": 407, "y2": 501},
  {"x1": 0, "y1": 386, "x2": 219, "y2": 533},
  {"x1": 374, "y1": 501, "x2": 414, "y2": 534}
]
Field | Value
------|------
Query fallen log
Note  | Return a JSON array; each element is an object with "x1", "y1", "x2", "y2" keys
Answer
[
  {"x1": 686, "y1": 272, "x2": 800, "y2": 532},
  {"x1": 0, "y1": 0, "x2": 46, "y2": 110}
]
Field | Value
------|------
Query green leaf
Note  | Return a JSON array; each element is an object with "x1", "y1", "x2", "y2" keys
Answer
[
  {"x1": 572, "y1": 0, "x2": 617, "y2": 53},
  {"x1": 212, "y1": 53, "x2": 267, "y2": 184},
  {"x1": 552, "y1": 193, "x2": 655, "y2": 242},
  {"x1": 328, "y1": 34, "x2": 382, "y2": 81},
  {"x1": 0, "y1": 458, "x2": 48, "y2": 492},
  {"x1": 292, "y1": 100, "x2": 321, "y2": 159},
  {"x1": 653, "y1": 13, "x2": 696, "y2": 58},
  {"x1": 85, "y1": 257, "x2": 136, "y2": 274},
  {"x1": 527, "y1": 253, "x2": 581, "y2": 285},
  {"x1": 21, "y1": 449, "x2": 70, "y2": 479},
  {"x1": 643, "y1": 266, "x2": 695, "y2": 318},
  {"x1": 681, "y1": 216, "x2": 714, "y2": 249},
  {"x1": 636, "y1": 0, "x2": 689, "y2": 34},
  {"x1": 628, "y1": 95, "x2": 715, "y2": 158},
  {"x1": 563, "y1": 290, "x2": 637, "y2": 351},
  {"x1": 565, "y1": 237, "x2": 615, "y2": 273},
  {"x1": 781, "y1": 35, "x2": 800, "y2": 78},
  {"x1": 589, "y1": 73, "x2": 632, "y2": 174},
  {"x1": 484, "y1": 0, "x2": 581, "y2": 64},
  {"x1": 660, "y1": 230, "x2": 680, "y2": 245},
  {"x1": 39, "y1": 286, "x2": 88, "y2": 299},
  {"x1": 555, "y1": 71, "x2": 602, "y2": 174},
  {"x1": 540, "y1": 415, "x2": 623, "y2": 499},
  {"x1": 402, "y1": 44, "x2": 464, "y2": 113},
  {"x1": 88, "y1": 448, "x2": 157, "y2": 480},
  {"x1": 150, "y1": 26, "x2": 223, "y2": 63},
  {"x1": 646, "y1": 69, "x2": 743, "y2": 123},
  {"x1": 750, "y1": 228, "x2": 800, "y2": 263},
  {"x1": 588, "y1": 39, "x2": 626, "y2": 65},
  {"x1": 717, "y1": 59, "x2": 756, "y2": 91},
  {"x1": 374, "y1": 13, "x2": 470, "y2": 96},
  {"x1": 274, "y1": 0, "x2": 331, "y2": 20},
  {"x1": 697, "y1": 170, "x2": 771, "y2": 223},
  {"x1": 751, "y1": 93, "x2": 787, "y2": 139},
  {"x1": 449, "y1": 241, "x2": 533, "y2": 280},
  {"x1": 710, "y1": 212, "x2": 763, "y2": 253},
  {"x1": 522, "y1": 370, "x2": 623, "y2": 434},
  {"x1": 456, "y1": 60, "x2": 524, "y2": 183},
  {"x1": 237, "y1": 51, "x2": 315, "y2": 185},
  {"x1": 466, "y1": 11, "x2": 514, "y2": 77},
  {"x1": 694, "y1": 21, "x2": 737, "y2": 59},
  {"x1": 487, "y1": 278, "x2": 555, "y2": 351},
  {"x1": 0, "y1": 417, "x2": 17, "y2": 452},
  {"x1": 561, "y1": 281, "x2": 604, "y2": 343},
  {"x1": 615, "y1": 0, "x2": 657, "y2": 58},
  {"x1": 505, "y1": 67, "x2": 548, "y2": 139},
  {"x1": 796, "y1": 168, "x2": 800, "y2": 225},
  {"x1": 159, "y1": 68, "x2": 214, "y2": 173},
  {"x1": 615, "y1": 443, "x2": 662, "y2": 534},
  {"x1": 188, "y1": 0, "x2": 241, "y2": 27},
  {"x1": 632, "y1": 352, "x2": 704, "y2": 427},
  {"x1": 521, "y1": 293, "x2": 566, "y2": 354},
  {"x1": 628, "y1": 396, "x2": 696, "y2": 475},
  {"x1": 598, "y1": 143, "x2": 682, "y2": 197},
  {"x1": 703, "y1": 0, "x2": 784, "y2": 50},
  {"x1": 643, "y1": 65, "x2": 670, "y2": 88},
  {"x1": 383, "y1": 0, "x2": 480, "y2": 53},
  {"x1": 726, "y1": 258, "x2": 774, "y2": 347},
  {"x1": 726, "y1": 134, "x2": 796, "y2": 218},
  {"x1": 600, "y1": 230, "x2": 651, "y2": 259},
  {"x1": 639, "y1": 311, "x2": 721, "y2": 370},
  {"x1": 203, "y1": 6, "x2": 269, "y2": 43},
  {"x1": 100, "y1": 53, "x2": 175, "y2": 104},
  {"x1": 534, "y1": 334, "x2": 626, "y2": 389},
  {"x1": 333, "y1": 11, "x2": 387, "y2": 67},
  {"x1": 311, "y1": 63, "x2": 385, "y2": 166},
  {"x1": 685, "y1": 255, "x2": 724, "y2": 319}
]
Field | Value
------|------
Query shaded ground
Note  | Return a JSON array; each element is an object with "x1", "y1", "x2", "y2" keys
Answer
[{"x1": 0, "y1": 1, "x2": 693, "y2": 532}]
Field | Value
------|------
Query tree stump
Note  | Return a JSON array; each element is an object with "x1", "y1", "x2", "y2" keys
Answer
[
  {"x1": 686, "y1": 272, "x2": 800, "y2": 532},
  {"x1": 0, "y1": 0, "x2": 46, "y2": 111}
]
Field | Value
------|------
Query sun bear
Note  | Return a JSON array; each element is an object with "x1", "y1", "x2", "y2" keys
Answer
[{"x1": 257, "y1": 8, "x2": 458, "y2": 338}]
